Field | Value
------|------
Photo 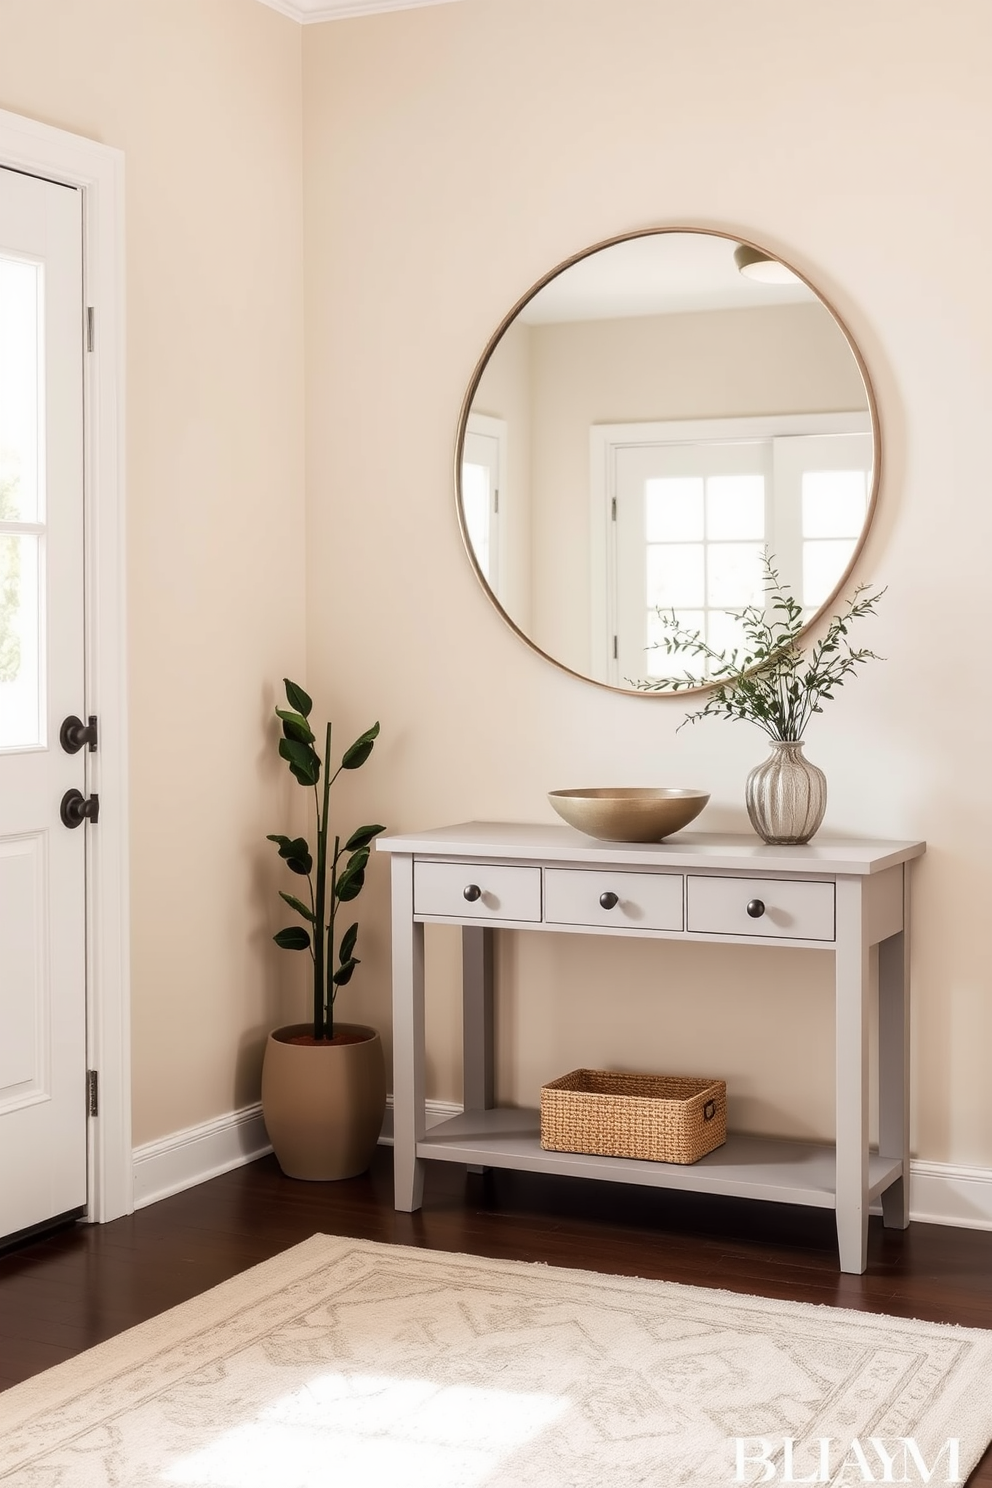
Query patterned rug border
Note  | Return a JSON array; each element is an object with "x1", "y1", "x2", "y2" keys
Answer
[{"x1": 2, "y1": 1234, "x2": 992, "y2": 1480}]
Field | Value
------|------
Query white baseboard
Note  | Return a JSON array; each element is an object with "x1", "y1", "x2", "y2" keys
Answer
[
  {"x1": 131, "y1": 1096, "x2": 460, "y2": 1210},
  {"x1": 133, "y1": 1107, "x2": 992, "y2": 1233},
  {"x1": 132, "y1": 1103, "x2": 273, "y2": 1209}
]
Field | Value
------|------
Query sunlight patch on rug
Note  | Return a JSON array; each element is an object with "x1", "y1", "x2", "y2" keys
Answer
[{"x1": 163, "y1": 1372, "x2": 570, "y2": 1488}]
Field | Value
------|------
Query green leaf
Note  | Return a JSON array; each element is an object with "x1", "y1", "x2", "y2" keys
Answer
[
  {"x1": 276, "y1": 708, "x2": 314, "y2": 745},
  {"x1": 336, "y1": 869, "x2": 365, "y2": 902},
  {"x1": 335, "y1": 847, "x2": 370, "y2": 898},
  {"x1": 344, "y1": 823, "x2": 386, "y2": 852},
  {"x1": 338, "y1": 922, "x2": 359, "y2": 963},
  {"x1": 283, "y1": 679, "x2": 312, "y2": 718},
  {"x1": 266, "y1": 833, "x2": 292, "y2": 851},
  {"x1": 286, "y1": 853, "x2": 313, "y2": 876},
  {"x1": 279, "y1": 737, "x2": 320, "y2": 787},
  {"x1": 279, "y1": 891, "x2": 314, "y2": 922},
  {"x1": 333, "y1": 957, "x2": 358, "y2": 986},
  {"x1": 341, "y1": 721, "x2": 380, "y2": 770},
  {"x1": 273, "y1": 926, "x2": 311, "y2": 951}
]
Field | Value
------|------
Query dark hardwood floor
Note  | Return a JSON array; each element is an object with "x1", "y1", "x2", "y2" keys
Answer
[{"x1": 2, "y1": 1149, "x2": 991, "y2": 1481}]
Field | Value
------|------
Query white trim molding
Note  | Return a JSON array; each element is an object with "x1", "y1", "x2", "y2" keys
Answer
[
  {"x1": 132, "y1": 1097, "x2": 462, "y2": 1208},
  {"x1": 0, "y1": 108, "x2": 130, "y2": 1225},
  {"x1": 133, "y1": 1105, "x2": 273, "y2": 1210},
  {"x1": 257, "y1": 0, "x2": 465, "y2": 22}
]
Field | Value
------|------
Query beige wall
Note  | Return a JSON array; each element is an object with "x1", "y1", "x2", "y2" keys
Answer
[
  {"x1": 2, "y1": 0, "x2": 989, "y2": 1173},
  {"x1": 0, "y1": 0, "x2": 307, "y2": 1145},
  {"x1": 303, "y1": 0, "x2": 992, "y2": 1165}
]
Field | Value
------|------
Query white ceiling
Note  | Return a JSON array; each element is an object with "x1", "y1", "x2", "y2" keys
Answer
[
  {"x1": 519, "y1": 233, "x2": 816, "y2": 324},
  {"x1": 256, "y1": 0, "x2": 464, "y2": 22}
]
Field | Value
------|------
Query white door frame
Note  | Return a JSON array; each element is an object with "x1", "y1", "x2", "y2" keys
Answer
[{"x1": 0, "y1": 108, "x2": 130, "y2": 1223}]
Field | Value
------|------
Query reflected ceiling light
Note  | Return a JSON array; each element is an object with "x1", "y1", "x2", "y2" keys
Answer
[{"x1": 734, "y1": 244, "x2": 802, "y2": 286}]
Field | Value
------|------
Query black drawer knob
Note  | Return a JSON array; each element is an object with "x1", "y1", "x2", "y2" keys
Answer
[
  {"x1": 746, "y1": 898, "x2": 765, "y2": 919},
  {"x1": 599, "y1": 891, "x2": 619, "y2": 910},
  {"x1": 463, "y1": 884, "x2": 482, "y2": 902}
]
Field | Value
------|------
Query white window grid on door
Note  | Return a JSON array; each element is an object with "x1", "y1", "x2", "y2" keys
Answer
[{"x1": 590, "y1": 413, "x2": 873, "y2": 689}]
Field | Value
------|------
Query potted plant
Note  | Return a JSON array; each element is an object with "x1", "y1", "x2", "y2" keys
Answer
[
  {"x1": 643, "y1": 557, "x2": 884, "y2": 844},
  {"x1": 260, "y1": 678, "x2": 386, "y2": 1179}
]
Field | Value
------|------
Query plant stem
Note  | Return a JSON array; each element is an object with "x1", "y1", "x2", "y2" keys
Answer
[
  {"x1": 327, "y1": 835, "x2": 340, "y2": 1041},
  {"x1": 312, "y1": 722, "x2": 333, "y2": 1041}
]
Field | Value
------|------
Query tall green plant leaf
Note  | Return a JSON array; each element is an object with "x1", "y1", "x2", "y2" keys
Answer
[
  {"x1": 333, "y1": 958, "x2": 358, "y2": 987},
  {"x1": 279, "y1": 891, "x2": 314, "y2": 922},
  {"x1": 284, "y1": 678, "x2": 312, "y2": 718},
  {"x1": 335, "y1": 847, "x2": 370, "y2": 901},
  {"x1": 279, "y1": 737, "x2": 320, "y2": 786},
  {"x1": 338, "y1": 922, "x2": 359, "y2": 963},
  {"x1": 273, "y1": 926, "x2": 311, "y2": 950},
  {"x1": 341, "y1": 722, "x2": 380, "y2": 770},
  {"x1": 276, "y1": 709, "x2": 314, "y2": 744},
  {"x1": 344, "y1": 823, "x2": 385, "y2": 852}
]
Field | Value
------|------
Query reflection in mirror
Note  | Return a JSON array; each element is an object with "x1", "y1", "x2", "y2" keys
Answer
[{"x1": 457, "y1": 230, "x2": 877, "y2": 694}]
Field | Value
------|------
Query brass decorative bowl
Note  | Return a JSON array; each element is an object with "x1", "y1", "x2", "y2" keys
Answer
[{"x1": 548, "y1": 787, "x2": 709, "y2": 843}]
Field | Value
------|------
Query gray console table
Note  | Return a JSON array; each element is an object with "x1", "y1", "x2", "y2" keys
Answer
[{"x1": 378, "y1": 822, "x2": 925, "y2": 1274}]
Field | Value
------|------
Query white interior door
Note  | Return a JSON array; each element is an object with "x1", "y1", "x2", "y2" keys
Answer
[{"x1": 0, "y1": 165, "x2": 87, "y2": 1240}]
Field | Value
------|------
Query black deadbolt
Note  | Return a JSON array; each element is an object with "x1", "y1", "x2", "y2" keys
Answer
[
  {"x1": 60, "y1": 789, "x2": 100, "y2": 829},
  {"x1": 60, "y1": 715, "x2": 98, "y2": 754},
  {"x1": 746, "y1": 898, "x2": 766, "y2": 919}
]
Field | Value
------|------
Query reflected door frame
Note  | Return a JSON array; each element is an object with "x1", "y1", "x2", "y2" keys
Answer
[
  {"x1": 591, "y1": 411, "x2": 872, "y2": 688},
  {"x1": 0, "y1": 109, "x2": 130, "y2": 1223}
]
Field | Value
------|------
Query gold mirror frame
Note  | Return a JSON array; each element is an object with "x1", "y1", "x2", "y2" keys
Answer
[{"x1": 455, "y1": 225, "x2": 881, "y2": 697}]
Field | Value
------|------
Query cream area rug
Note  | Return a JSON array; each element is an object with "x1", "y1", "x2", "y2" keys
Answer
[{"x1": 1, "y1": 1236, "x2": 991, "y2": 1487}]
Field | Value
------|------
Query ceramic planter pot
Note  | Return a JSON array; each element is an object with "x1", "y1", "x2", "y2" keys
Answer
[{"x1": 261, "y1": 1022, "x2": 386, "y2": 1181}]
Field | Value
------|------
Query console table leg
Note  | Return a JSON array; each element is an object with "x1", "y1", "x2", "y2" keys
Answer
[
  {"x1": 835, "y1": 878, "x2": 870, "y2": 1273},
  {"x1": 391, "y1": 854, "x2": 425, "y2": 1211},
  {"x1": 879, "y1": 872, "x2": 911, "y2": 1229},
  {"x1": 463, "y1": 926, "x2": 494, "y2": 1174}
]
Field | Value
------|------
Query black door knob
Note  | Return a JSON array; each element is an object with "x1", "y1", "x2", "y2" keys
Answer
[
  {"x1": 60, "y1": 789, "x2": 100, "y2": 829},
  {"x1": 60, "y1": 715, "x2": 98, "y2": 754},
  {"x1": 599, "y1": 891, "x2": 619, "y2": 910},
  {"x1": 746, "y1": 898, "x2": 765, "y2": 919},
  {"x1": 463, "y1": 883, "x2": 482, "y2": 902}
]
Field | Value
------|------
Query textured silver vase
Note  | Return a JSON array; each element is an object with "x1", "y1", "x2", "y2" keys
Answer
[{"x1": 745, "y1": 739, "x2": 826, "y2": 845}]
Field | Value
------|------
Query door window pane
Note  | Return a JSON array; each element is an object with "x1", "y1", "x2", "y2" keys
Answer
[
  {"x1": 706, "y1": 475, "x2": 764, "y2": 540},
  {"x1": 0, "y1": 533, "x2": 42, "y2": 749},
  {"x1": 706, "y1": 542, "x2": 764, "y2": 608},
  {"x1": 0, "y1": 257, "x2": 43, "y2": 524},
  {"x1": 647, "y1": 543, "x2": 704, "y2": 608},
  {"x1": 645, "y1": 478, "x2": 703, "y2": 542}
]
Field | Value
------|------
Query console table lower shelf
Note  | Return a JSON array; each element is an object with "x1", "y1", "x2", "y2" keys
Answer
[{"x1": 418, "y1": 1107, "x2": 904, "y2": 1211}]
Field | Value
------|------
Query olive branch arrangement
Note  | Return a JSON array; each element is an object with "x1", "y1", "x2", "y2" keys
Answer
[
  {"x1": 267, "y1": 678, "x2": 384, "y2": 1042},
  {"x1": 638, "y1": 555, "x2": 885, "y2": 739}
]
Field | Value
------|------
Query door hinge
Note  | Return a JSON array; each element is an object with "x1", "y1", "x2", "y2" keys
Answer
[
  {"x1": 493, "y1": 487, "x2": 499, "y2": 515},
  {"x1": 611, "y1": 497, "x2": 617, "y2": 522},
  {"x1": 613, "y1": 635, "x2": 618, "y2": 660},
  {"x1": 87, "y1": 1069, "x2": 99, "y2": 1118},
  {"x1": 86, "y1": 306, "x2": 95, "y2": 353}
]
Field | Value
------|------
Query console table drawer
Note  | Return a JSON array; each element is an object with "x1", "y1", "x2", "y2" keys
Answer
[
  {"x1": 414, "y1": 861, "x2": 542, "y2": 922},
  {"x1": 545, "y1": 868, "x2": 683, "y2": 931},
  {"x1": 686, "y1": 876, "x2": 835, "y2": 941}
]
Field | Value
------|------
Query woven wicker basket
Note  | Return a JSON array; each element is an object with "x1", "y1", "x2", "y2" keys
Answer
[{"x1": 540, "y1": 1069, "x2": 727, "y2": 1164}]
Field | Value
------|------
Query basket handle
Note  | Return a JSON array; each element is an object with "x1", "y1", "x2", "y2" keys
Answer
[{"x1": 703, "y1": 1099, "x2": 716, "y2": 1121}]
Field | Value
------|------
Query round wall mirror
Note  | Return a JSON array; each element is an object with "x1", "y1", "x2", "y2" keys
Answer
[{"x1": 456, "y1": 227, "x2": 880, "y2": 695}]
